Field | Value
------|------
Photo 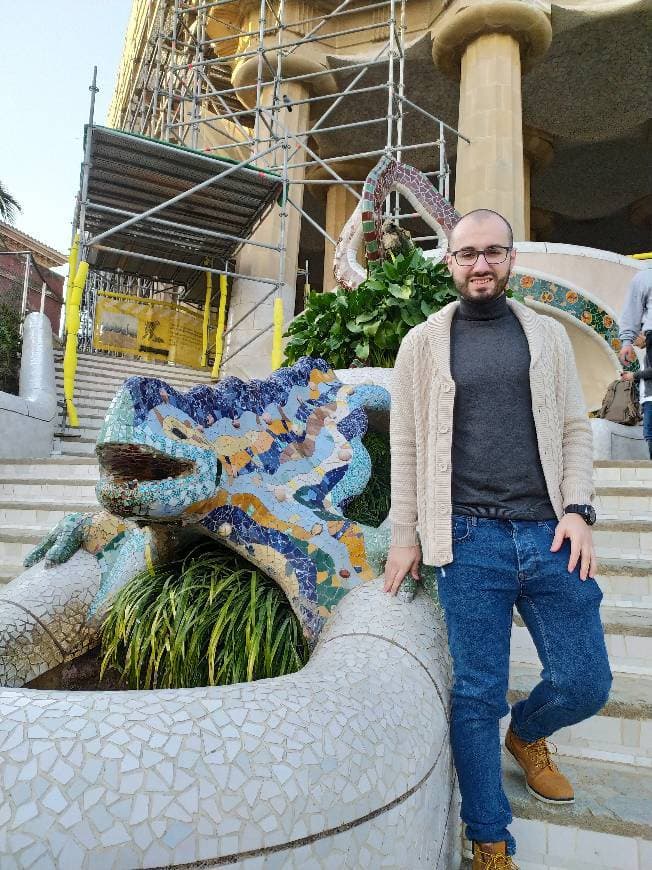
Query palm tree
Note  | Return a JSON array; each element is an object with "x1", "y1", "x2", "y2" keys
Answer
[{"x1": 0, "y1": 181, "x2": 21, "y2": 224}]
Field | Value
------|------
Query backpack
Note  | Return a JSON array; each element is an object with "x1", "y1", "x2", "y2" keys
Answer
[{"x1": 598, "y1": 378, "x2": 642, "y2": 426}]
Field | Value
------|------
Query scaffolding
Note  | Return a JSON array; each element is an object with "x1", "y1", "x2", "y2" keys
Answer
[{"x1": 69, "y1": 0, "x2": 466, "y2": 412}]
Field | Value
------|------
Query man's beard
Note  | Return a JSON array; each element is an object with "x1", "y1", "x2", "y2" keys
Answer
[{"x1": 454, "y1": 269, "x2": 511, "y2": 303}]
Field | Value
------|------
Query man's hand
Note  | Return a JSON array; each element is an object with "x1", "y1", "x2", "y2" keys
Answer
[
  {"x1": 383, "y1": 545, "x2": 421, "y2": 596},
  {"x1": 550, "y1": 513, "x2": 596, "y2": 580},
  {"x1": 618, "y1": 344, "x2": 637, "y2": 365},
  {"x1": 621, "y1": 371, "x2": 634, "y2": 382}
]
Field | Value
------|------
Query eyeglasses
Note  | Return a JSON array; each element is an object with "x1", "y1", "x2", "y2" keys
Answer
[{"x1": 450, "y1": 245, "x2": 512, "y2": 267}]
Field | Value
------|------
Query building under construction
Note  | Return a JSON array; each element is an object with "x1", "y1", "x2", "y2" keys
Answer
[{"x1": 68, "y1": 0, "x2": 649, "y2": 383}]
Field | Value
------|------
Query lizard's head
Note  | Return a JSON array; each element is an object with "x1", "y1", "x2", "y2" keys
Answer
[{"x1": 96, "y1": 377, "x2": 220, "y2": 522}]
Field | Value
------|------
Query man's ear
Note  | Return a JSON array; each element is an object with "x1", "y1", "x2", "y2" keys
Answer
[{"x1": 510, "y1": 247, "x2": 517, "y2": 267}]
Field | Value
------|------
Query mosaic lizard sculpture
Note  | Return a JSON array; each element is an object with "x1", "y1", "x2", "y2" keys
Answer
[
  {"x1": 6, "y1": 359, "x2": 394, "y2": 686},
  {"x1": 333, "y1": 156, "x2": 460, "y2": 290}
]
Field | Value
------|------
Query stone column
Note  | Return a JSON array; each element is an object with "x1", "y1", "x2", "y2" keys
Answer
[
  {"x1": 307, "y1": 159, "x2": 374, "y2": 291},
  {"x1": 223, "y1": 80, "x2": 312, "y2": 379},
  {"x1": 523, "y1": 126, "x2": 554, "y2": 240},
  {"x1": 431, "y1": 1, "x2": 552, "y2": 240}
]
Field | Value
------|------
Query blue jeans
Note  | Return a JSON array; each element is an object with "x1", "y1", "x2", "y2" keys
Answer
[
  {"x1": 643, "y1": 401, "x2": 652, "y2": 454},
  {"x1": 436, "y1": 516, "x2": 612, "y2": 855}
]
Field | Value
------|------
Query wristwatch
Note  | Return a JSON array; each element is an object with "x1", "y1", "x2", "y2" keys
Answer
[{"x1": 564, "y1": 504, "x2": 597, "y2": 526}]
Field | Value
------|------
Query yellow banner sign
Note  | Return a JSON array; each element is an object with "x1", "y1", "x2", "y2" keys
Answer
[{"x1": 93, "y1": 292, "x2": 211, "y2": 370}]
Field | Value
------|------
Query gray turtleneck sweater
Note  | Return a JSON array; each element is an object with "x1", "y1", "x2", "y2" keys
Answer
[{"x1": 450, "y1": 292, "x2": 556, "y2": 520}]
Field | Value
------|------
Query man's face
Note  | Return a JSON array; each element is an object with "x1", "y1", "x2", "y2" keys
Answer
[{"x1": 446, "y1": 215, "x2": 516, "y2": 304}]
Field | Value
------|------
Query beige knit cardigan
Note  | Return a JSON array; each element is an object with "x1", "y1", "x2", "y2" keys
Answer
[{"x1": 389, "y1": 298, "x2": 595, "y2": 566}]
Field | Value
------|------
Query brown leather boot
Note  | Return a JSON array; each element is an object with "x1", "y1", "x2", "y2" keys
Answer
[
  {"x1": 505, "y1": 726, "x2": 574, "y2": 804},
  {"x1": 472, "y1": 841, "x2": 519, "y2": 869}
]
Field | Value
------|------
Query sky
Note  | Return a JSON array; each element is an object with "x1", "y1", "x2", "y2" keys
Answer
[{"x1": 0, "y1": 1, "x2": 133, "y2": 259}]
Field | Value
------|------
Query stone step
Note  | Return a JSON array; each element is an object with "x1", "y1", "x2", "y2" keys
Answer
[
  {"x1": 0, "y1": 458, "x2": 98, "y2": 480},
  {"x1": 507, "y1": 662, "x2": 652, "y2": 767},
  {"x1": 0, "y1": 501, "x2": 99, "y2": 528},
  {"x1": 0, "y1": 562, "x2": 26, "y2": 585},
  {"x1": 511, "y1": 606, "x2": 652, "y2": 676},
  {"x1": 55, "y1": 382, "x2": 122, "y2": 403},
  {"x1": 54, "y1": 352, "x2": 214, "y2": 383},
  {"x1": 594, "y1": 460, "x2": 652, "y2": 487},
  {"x1": 54, "y1": 439, "x2": 98, "y2": 457},
  {"x1": 57, "y1": 425, "x2": 102, "y2": 441},
  {"x1": 502, "y1": 755, "x2": 651, "y2": 869},
  {"x1": 55, "y1": 395, "x2": 116, "y2": 415},
  {"x1": 0, "y1": 480, "x2": 97, "y2": 497},
  {"x1": 595, "y1": 486, "x2": 652, "y2": 518},
  {"x1": 0, "y1": 527, "x2": 51, "y2": 565},
  {"x1": 592, "y1": 518, "x2": 652, "y2": 559},
  {"x1": 55, "y1": 370, "x2": 213, "y2": 394},
  {"x1": 597, "y1": 558, "x2": 652, "y2": 609}
]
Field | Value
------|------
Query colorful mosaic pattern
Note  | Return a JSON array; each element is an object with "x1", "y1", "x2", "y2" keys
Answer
[
  {"x1": 510, "y1": 274, "x2": 639, "y2": 371},
  {"x1": 24, "y1": 359, "x2": 392, "y2": 645},
  {"x1": 334, "y1": 157, "x2": 460, "y2": 290}
]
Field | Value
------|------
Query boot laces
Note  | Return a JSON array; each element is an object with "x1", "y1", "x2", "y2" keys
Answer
[
  {"x1": 476, "y1": 848, "x2": 519, "y2": 869},
  {"x1": 525, "y1": 737, "x2": 558, "y2": 772}
]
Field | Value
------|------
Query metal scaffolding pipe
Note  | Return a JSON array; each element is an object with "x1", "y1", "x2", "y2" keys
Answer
[{"x1": 93, "y1": 246, "x2": 281, "y2": 286}]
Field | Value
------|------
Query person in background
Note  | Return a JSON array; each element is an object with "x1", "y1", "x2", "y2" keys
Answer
[
  {"x1": 621, "y1": 332, "x2": 652, "y2": 458},
  {"x1": 618, "y1": 269, "x2": 652, "y2": 368}
]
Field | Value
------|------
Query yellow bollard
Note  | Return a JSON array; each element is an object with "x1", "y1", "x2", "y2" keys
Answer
[
  {"x1": 271, "y1": 296, "x2": 284, "y2": 371},
  {"x1": 211, "y1": 274, "x2": 228, "y2": 380},
  {"x1": 64, "y1": 233, "x2": 79, "y2": 334},
  {"x1": 201, "y1": 271, "x2": 212, "y2": 368},
  {"x1": 63, "y1": 260, "x2": 89, "y2": 427}
]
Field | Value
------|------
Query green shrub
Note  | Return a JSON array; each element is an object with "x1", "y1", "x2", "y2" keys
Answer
[
  {"x1": 0, "y1": 297, "x2": 21, "y2": 394},
  {"x1": 101, "y1": 543, "x2": 309, "y2": 690},
  {"x1": 344, "y1": 431, "x2": 391, "y2": 528},
  {"x1": 284, "y1": 247, "x2": 457, "y2": 369}
]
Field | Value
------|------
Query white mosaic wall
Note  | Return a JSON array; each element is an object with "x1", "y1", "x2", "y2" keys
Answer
[
  {"x1": 0, "y1": 551, "x2": 102, "y2": 687},
  {"x1": 0, "y1": 580, "x2": 457, "y2": 869}
]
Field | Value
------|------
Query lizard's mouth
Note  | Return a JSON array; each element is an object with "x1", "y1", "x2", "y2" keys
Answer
[{"x1": 97, "y1": 443, "x2": 196, "y2": 483}]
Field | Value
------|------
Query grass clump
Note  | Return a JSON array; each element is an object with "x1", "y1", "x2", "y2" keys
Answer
[
  {"x1": 101, "y1": 542, "x2": 309, "y2": 690},
  {"x1": 344, "y1": 431, "x2": 391, "y2": 528}
]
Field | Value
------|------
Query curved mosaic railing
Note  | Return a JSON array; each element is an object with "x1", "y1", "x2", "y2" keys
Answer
[{"x1": 509, "y1": 272, "x2": 638, "y2": 370}]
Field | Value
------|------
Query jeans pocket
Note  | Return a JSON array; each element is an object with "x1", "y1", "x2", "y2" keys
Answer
[
  {"x1": 537, "y1": 520, "x2": 557, "y2": 535},
  {"x1": 451, "y1": 515, "x2": 472, "y2": 543}
]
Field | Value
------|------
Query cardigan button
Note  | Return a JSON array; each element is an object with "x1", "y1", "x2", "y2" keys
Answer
[
  {"x1": 438, "y1": 461, "x2": 448, "y2": 472},
  {"x1": 438, "y1": 423, "x2": 450, "y2": 434},
  {"x1": 442, "y1": 383, "x2": 452, "y2": 393}
]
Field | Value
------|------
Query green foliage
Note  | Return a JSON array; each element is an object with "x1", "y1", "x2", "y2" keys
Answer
[
  {"x1": 0, "y1": 181, "x2": 21, "y2": 224},
  {"x1": 101, "y1": 543, "x2": 309, "y2": 690},
  {"x1": 0, "y1": 295, "x2": 21, "y2": 394},
  {"x1": 284, "y1": 247, "x2": 457, "y2": 369},
  {"x1": 344, "y1": 431, "x2": 391, "y2": 528}
]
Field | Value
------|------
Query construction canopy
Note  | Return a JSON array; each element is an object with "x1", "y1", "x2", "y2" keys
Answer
[{"x1": 80, "y1": 126, "x2": 284, "y2": 300}]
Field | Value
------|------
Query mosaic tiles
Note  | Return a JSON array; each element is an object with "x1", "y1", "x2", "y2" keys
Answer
[
  {"x1": 5, "y1": 360, "x2": 397, "y2": 687},
  {"x1": 0, "y1": 580, "x2": 456, "y2": 869},
  {"x1": 334, "y1": 157, "x2": 460, "y2": 290},
  {"x1": 92, "y1": 357, "x2": 392, "y2": 644},
  {"x1": 509, "y1": 273, "x2": 639, "y2": 372}
]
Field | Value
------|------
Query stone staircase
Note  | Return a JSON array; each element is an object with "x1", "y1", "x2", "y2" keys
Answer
[
  {"x1": 0, "y1": 352, "x2": 214, "y2": 585},
  {"x1": 496, "y1": 460, "x2": 652, "y2": 869}
]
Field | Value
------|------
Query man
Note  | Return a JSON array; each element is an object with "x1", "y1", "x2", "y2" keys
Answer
[
  {"x1": 384, "y1": 209, "x2": 612, "y2": 869},
  {"x1": 618, "y1": 269, "x2": 652, "y2": 458}
]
